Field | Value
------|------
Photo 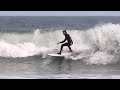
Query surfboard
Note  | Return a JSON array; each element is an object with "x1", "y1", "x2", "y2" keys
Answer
[
  {"x1": 48, "y1": 54, "x2": 64, "y2": 57},
  {"x1": 48, "y1": 53, "x2": 72, "y2": 57}
]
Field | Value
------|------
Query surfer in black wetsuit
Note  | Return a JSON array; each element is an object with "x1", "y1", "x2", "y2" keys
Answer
[{"x1": 57, "y1": 30, "x2": 73, "y2": 54}]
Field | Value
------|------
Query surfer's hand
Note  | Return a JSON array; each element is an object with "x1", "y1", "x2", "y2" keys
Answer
[{"x1": 57, "y1": 42, "x2": 60, "y2": 45}]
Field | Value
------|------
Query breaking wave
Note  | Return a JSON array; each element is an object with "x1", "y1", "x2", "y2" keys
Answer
[{"x1": 0, "y1": 23, "x2": 120, "y2": 65}]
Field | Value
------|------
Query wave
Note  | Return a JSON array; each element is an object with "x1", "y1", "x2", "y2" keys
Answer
[{"x1": 0, "y1": 23, "x2": 120, "y2": 65}]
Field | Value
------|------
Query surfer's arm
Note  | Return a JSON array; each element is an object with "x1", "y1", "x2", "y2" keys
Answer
[{"x1": 59, "y1": 38, "x2": 66, "y2": 43}]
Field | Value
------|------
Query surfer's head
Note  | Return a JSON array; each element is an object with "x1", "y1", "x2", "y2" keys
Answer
[{"x1": 63, "y1": 30, "x2": 67, "y2": 35}]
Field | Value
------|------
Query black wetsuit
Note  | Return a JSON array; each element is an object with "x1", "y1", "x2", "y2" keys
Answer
[{"x1": 58, "y1": 34, "x2": 73, "y2": 53}]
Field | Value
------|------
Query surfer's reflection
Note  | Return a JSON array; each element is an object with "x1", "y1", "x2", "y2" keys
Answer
[
  {"x1": 57, "y1": 57, "x2": 72, "y2": 73},
  {"x1": 47, "y1": 56, "x2": 72, "y2": 73}
]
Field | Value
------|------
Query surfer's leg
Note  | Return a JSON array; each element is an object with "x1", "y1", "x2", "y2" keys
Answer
[
  {"x1": 60, "y1": 44, "x2": 64, "y2": 53},
  {"x1": 60, "y1": 44, "x2": 67, "y2": 52},
  {"x1": 68, "y1": 46, "x2": 72, "y2": 52},
  {"x1": 68, "y1": 44, "x2": 72, "y2": 52},
  {"x1": 58, "y1": 43, "x2": 67, "y2": 54},
  {"x1": 67, "y1": 43, "x2": 72, "y2": 52}
]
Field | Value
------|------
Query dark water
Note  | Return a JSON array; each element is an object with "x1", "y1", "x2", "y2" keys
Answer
[
  {"x1": 0, "y1": 16, "x2": 120, "y2": 79},
  {"x1": 0, "y1": 56, "x2": 120, "y2": 79}
]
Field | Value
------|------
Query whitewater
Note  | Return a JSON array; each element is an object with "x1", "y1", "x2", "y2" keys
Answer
[{"x1": 0, "y1": 23, "x2": 120, "y2": 65}]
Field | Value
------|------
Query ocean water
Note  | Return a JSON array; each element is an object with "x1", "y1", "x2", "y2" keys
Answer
[{"x1": 0, "y1": 16, "x2": 120, "y2": 79}]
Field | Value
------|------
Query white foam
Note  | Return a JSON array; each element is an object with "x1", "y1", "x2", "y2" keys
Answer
[
  {"x1": 0, "y1": 40, "x2": 50, "y2": 58},
  {"x1": 84, "y1": 51, "x2": 117, "y2": 65}
]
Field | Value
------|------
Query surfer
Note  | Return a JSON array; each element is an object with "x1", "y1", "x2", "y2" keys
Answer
[{"x1": 57, "y1": 30, "x2": 73, "y2": 54}]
